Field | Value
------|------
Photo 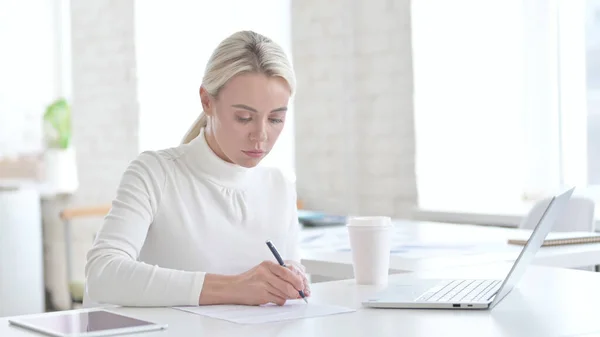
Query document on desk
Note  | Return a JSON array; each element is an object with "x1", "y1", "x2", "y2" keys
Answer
[{"x1": 173, "y1": 299, "x2": 355, "y2": 324}]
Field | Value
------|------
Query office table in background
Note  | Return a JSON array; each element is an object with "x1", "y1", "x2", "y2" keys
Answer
[{"x1": 300, "y1": 220, "x2": 600, "y2": 281}]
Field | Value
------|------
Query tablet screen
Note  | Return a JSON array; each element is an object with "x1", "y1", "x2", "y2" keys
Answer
[{"x1": 12, "y1": 310, "x2": 160, "y2": 336}]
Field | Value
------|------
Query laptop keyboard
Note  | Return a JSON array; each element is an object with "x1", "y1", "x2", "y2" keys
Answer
[{"x1": 416, "y1": 279, "x2": 502, "y2": 303}]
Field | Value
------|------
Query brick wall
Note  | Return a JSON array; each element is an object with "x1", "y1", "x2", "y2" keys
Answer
[
  {"x1": 292, "y1": 0, "x2": 418, "y2": 217},
  {"x1": 43, "y1": 0, "x2": 139, "y2": 309}
]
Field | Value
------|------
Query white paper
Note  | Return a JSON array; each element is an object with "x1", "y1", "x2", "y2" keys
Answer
[
  {"x1": 300, "y1": 228, "x2": 508, "y2": 259},
  {"x1": 173, "y1": 299, "x2": 355, "y2": 324}
]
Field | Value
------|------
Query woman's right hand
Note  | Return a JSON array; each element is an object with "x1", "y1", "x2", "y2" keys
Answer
[
  {"x1": 233, "y1": 261, "x2": 304, "y2": 305},
  {"x1": 199, "y1": 260, "x2": 306, "y2": 306},
  {"x1": 231, "y1": 260, "x2": 306, "y2": 306}
]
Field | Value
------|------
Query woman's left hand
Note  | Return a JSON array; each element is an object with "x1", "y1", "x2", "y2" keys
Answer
[{"x1": 285, "y1": 260, "x2": 311, "y2": 298}]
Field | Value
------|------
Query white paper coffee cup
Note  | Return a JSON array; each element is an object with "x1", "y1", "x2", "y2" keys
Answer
[{"x1": 347, "y1": 216, "x2": 392, "y2": 285}]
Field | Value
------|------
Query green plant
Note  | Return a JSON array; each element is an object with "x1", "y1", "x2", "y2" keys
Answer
[{"x1": 43, "y1": 98, "x2": 71, "y2": 149}]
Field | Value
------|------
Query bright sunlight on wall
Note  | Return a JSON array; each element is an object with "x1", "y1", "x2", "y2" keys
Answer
[
  {"x1": 413, "y1": 0, "x2": 600, "y2": 216},
  {"x1": 412, "y1": 0, "x2": 527, "y2": 212}
]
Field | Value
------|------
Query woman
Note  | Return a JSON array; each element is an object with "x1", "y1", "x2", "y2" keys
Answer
[{"x1": 83, "y1": 30, "x2": 310, "y2": 308}]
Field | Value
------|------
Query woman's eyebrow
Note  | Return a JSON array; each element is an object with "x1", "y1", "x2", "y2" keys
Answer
[
  {"x1": 271, "y1": 107, "x2": 287, "y2": 113},
  {"x1": 231, "y1": 104, "x2": 288, "y2": 113},
  {"x1": 231, "y1": 104, "x2": 257, "y2": 112}
]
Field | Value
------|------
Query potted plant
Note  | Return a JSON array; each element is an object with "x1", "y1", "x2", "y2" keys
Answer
[
  {"x1": 42, "y1": 98, "x2": 78, "y2": 196},
  {"x1": 44, "y1": 98, "x2": 72, "y2": 149}
]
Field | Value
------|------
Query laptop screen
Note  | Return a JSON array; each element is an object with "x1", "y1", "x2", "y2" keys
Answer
[{"x1": 489, "y1": 187, "x2": 574, "y2": 308}]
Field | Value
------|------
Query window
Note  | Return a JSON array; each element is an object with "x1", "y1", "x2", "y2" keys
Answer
[
  {"x1": 0, "y1": 0, "x2": 66, "y2": 159},
  {"x1": 586, "y1": 2, "x2": 600, "y2": 188},
  {"x1": 412, "y1": 0, "x2": 529, "y2": 213},
  {"x1": 558, "y1": 0, "x2": 600, "y2": 198},
  {"x1": 543, "y1": 0, "x2": 600, "y2": 207},
  {"x1": 413, "y1": 0, "x2": 600, "y2": 222},
  {"x1": 134, "y1": 0, "x2": 295, "y2": 175}
]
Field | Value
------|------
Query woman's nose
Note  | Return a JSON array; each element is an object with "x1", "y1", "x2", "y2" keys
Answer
[{"x1": 249, "y1": 122, "x2": 268, "y2": 142}]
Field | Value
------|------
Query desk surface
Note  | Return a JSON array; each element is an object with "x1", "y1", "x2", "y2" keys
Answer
[
  {"x1": 2, "y1": 264, "x2": 600, "y2": 337},
  {"x1": 300, "y1": 220, "x2": 600, "y2": 280}
]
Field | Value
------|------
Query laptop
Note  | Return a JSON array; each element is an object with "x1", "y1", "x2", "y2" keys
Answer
[{"x1": 362, "y1": 187, "x2": 575, "y2": 310}]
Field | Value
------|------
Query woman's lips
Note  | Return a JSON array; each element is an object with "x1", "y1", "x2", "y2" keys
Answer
[{"x1": 242, "y1": 150, "x2": 265, "y2": 158}]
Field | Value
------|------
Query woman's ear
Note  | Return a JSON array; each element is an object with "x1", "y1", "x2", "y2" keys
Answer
[{"x1": 199, "y1": 86, "x2": 212, "y2": 115}]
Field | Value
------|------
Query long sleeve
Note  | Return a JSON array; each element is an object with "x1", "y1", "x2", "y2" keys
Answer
[{"x1": 84, "y1": 152, "x2": 205, "y2": 307}]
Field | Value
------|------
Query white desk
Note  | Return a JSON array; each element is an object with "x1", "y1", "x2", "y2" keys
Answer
[
  {"x1": 300, "y1": 220, "x2": 600, "y2": 280},
  {"x1": 2, "y1": 264, "x2": 599, "y2": 337}
]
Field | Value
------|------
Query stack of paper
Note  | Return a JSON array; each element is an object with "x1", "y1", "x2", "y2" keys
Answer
[{"x1": 508, "y1": 231, "x2": 600, "y2": 246}]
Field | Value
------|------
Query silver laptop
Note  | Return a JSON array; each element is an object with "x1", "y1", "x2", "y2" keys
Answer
[{"x1": 362, "y1": 187, "x2": 575, "y2": 310}]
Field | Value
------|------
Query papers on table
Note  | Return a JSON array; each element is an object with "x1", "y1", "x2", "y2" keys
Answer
[
  {"x1": 300, "y1": 227, "x2": 509, "y2": 259},
  {"x1": 173, "y1": 299, "x2": 355, "y2": 324}
]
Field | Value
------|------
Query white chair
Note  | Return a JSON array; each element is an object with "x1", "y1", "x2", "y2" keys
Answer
[
  {"x1": 520, "y1": 196, "x2": 595, "y2": 232},
  {"x1": 519, "y1": 196, "x2": 596, "y2": 271},
  {"x1": 60, "y1": 205, "x2": 111, "y2": 309}
]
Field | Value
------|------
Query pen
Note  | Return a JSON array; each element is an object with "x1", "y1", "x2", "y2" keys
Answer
[{"x1": 265, "y1": 240, "x2": 308, "y2": 303}]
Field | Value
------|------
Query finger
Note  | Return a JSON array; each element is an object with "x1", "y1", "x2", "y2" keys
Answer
[
  {"x1": 266, "y1": 270, "x2": 301, "y2": 299},
  {"x1": 285, "y1": 260, "x2": 306, "y2": 273},
  {"x1": 303, "y1": 274, "x2": 311, "y2": 293},
  {"x1": 266, "y1": 289, "x2": 287, "y2": 306},
  {"x1": 267, "y1": 263, "x2": 304, "y2": 291},
  {"x1": 265, "y1": 278, "x2": 290, "y2": 299},
  {"x1": 260, "y1": 262, "x2": 298, "y2": 298},
  {"x1": 286, "y1": 264, "x2": 311, "y2": 296},
  {"x1": 302, "y1": 276, "x2": 311, "y2": 296},
  {"x1": 289, "y1": 265, "x2": 309, "y2": 285},
  {"x1": 263, "y1": 261, "x2": 304, "y2": 297},
  {"x1": 286, "y1": 263, "x2": 303, "y2": 276}
]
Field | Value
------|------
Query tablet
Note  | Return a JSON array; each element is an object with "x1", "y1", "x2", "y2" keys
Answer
[{"x1": 8, "y1": 309, "x2": 168, "y2": 337}]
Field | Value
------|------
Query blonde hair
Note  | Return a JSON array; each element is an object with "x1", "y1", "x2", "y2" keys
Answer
[{"x1": 181, "y1": 30, "x2": 296, "y2": 144}]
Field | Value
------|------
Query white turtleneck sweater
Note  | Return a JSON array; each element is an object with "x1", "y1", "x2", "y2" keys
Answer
[{"x1": 83, "y1": 129, "x2": 301, "y2": 307}]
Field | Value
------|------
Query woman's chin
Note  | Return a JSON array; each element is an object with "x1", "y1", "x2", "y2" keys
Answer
[{"x1": 235, "y1": 157, "x2": 263, "y2": 168}]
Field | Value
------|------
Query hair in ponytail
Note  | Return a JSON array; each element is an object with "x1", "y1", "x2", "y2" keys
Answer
[{"x1": 181, "y1": 30, "x2": 296, "y2": 145}]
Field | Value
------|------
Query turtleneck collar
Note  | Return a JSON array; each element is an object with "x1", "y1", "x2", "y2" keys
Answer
[{"x1": 183, "y1": 128, "x2": 252, "y2": 189}]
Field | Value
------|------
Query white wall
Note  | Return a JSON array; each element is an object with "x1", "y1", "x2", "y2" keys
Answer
[
  {"x1": 69, "y1": 0, "x2": 140, "y2": 207},
  {"x1": 135, "y1": 0, "x2": 295, "y2": 175},
  {"x1": 292, "y1": 0, "x2": 418, "y2": 217}
]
